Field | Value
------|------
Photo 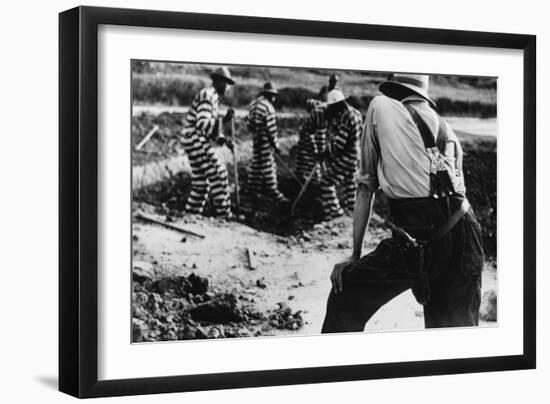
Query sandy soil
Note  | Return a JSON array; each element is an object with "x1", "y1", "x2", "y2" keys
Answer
[{"x1": 133, "y1": 207, "x2": 497, "y2": 339}]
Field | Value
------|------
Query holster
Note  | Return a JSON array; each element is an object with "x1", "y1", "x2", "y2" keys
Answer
[
  {"x1": 390, "y1": 227, "x2": 431, "y2": 305},
  {"x1": 344, "y1": 196, "x2": 469, "y2": 305},
  {"x1": 387, "y1": 196, "x2": 470, "y2": 305}
]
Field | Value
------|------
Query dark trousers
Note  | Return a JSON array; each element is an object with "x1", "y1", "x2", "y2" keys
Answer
[{"x1": 321, "y1": 196, "x2": 484, "y2": 333}]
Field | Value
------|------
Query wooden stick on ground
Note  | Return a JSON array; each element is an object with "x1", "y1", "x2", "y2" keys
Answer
[
  {"x1": 135, "y1": 125, "x2": 159, "y2": 151},
  {"x1": 247, "y1": 247, "x2": 257, "y2": 270},
  {"x1": 135, "y1": 213, "x2": 205, "y2": 239}
]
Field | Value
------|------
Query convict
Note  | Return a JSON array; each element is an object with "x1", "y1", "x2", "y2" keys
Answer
[
  {"x1": 180, "y1": 66, "x2": 235, "y2": 218},
  {"x1": 319, "y1": 89, "x2": 363, "y2": 220},
  {"x1": 245, "y1": 82, "x2": 288, "y2": 203},
  {"x1": 295, "y1": 86, "x2": 329, "y2": 183}
]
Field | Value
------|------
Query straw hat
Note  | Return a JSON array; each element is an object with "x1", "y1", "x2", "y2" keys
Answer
[
  {"x1": 261, "y1": 82, "x2": 278, "y2": 95},
  {"x1": 326, "y1": 89, "x2": 346, "y2": 105},
  {"x1": 210, "y1": 66, "x2": 235, "y2": 84},
  {"x1": 379, "y1": 74, "x2": 435, "y2": 107}
]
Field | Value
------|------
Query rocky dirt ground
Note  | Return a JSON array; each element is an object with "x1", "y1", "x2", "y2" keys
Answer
[{"x1": 132, "y1": 201, "x2": 497, "y2": 342}]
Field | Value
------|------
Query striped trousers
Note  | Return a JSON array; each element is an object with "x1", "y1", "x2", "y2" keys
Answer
[
  {"x1": 295, "y1": 140, "x2": 321, "y2": 183},
  {"x1": 181, "y1": 131, "x2": 231, "y2": 217},
  {"x1": 246, "y1": 138, "x2": 285, "y2": 201},
  {"x1": 295, "y1": 130, "x2": 327, "y2": 183},
  {"x1": 320, "y1": 156, "x2": 357, "y2": 219}
]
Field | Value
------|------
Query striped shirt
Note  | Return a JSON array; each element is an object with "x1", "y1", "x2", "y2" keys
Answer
[
  {"x1": 330, "y1": 105, "x2": 362, "y2": 160},
  {"x1": 299, "y1": 99, "x2": 328, "y2": 154},
  {"x1": 355, "y1": 95, "x2": 466, "y2": 199},
  {"x1": 182, "y1": 87, "x2": 220, "y2": 138},
  {"x1": 247, "y1": 95, "x2": 278, "y2": 147}
]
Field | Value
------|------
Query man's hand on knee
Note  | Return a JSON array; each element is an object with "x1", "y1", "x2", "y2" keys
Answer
[{"x1": 330, "y1": 257, "x2": 355, "y2": 293}]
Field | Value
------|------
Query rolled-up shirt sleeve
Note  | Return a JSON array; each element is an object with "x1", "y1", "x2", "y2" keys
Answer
[{"x1": 354, "y1": 100, "x2": 380, "y2": 191}]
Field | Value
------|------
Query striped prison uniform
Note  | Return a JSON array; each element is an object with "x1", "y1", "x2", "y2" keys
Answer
[
  {"x1": 320, "y1": 106, "x2": 363, "y2": 219},
  {"x1": 245, "y1": 95, "x2": 286, "y2": 201},
  {"x1": 180, "y1": 87, "x2": 230, "y2": 217},
  {"x1": 295, "y1": 99, "x2": 328, "y2": 183}
]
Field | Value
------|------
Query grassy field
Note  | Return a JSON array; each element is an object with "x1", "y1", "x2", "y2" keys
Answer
[{"x1": 132, "y1": 61, "x2": 497, "y2": 117}]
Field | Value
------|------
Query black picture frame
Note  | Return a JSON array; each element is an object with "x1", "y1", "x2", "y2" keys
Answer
[{"x1": 59, "y1": 5, "x2": 536, "y2": 398}]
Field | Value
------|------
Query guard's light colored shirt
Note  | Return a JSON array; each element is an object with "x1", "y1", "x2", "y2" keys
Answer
[{"x1": 355, "y1": 95, "x2": 465, "y2": 199}]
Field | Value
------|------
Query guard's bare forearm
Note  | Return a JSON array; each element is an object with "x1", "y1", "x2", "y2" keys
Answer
[{"x1": 352, "y1": 186, "x2": 375, "y2": 260}]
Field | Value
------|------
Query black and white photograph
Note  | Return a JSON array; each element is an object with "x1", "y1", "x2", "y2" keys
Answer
[
  {"x1": 131, "y1": 61, "x2": 497, "y2": 342},
  {"x1": 1, "y1": 0, "x2": 544, "y2": 401}
]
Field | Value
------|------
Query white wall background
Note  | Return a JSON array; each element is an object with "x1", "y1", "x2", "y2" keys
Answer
[{"x1": 0, "y1": 0, "x2": 545, "y2": 402}]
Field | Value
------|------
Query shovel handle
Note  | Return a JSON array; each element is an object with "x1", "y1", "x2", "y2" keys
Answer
[{"x1": 290, "y1": 162, "x2": 319, "y2": 217}]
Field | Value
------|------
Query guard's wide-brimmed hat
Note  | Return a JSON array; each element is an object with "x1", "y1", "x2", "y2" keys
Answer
[
  {"x1": 379, "y1": 74, "x2": 435, "y2": 108},
  {"x1": 326, "y1": 89, "x2": 347, "y2": 106},
  {"x1": 261, "y1": 82, "x2": 278, "y2": 95},
  {"x1": 210, "y1": 67, "x2": 235, "y2": 84}
]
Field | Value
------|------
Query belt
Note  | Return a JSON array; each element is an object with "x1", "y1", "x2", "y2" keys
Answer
[
  {"x1": 429, "y1": 198, "x2": 470, "y2": 243},
  {"x1": 387, "y1": 198, "x2": 471, "y2": 246}
]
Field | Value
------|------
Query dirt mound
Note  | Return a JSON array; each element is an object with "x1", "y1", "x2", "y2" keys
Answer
[
  {"x1": 132, "y1": 265, "x2": 305, "y2": 342},
  {"x1": 190, "y1": 293, "x2": 250, "y2": 323},
  {"x1": 150, "y1": 272, "x2": 209, "y2": 296}
]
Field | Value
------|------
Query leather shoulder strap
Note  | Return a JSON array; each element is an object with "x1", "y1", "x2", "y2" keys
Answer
[
  {"x1": 404, "y1": 103, "x2": 436, "y2": 149},
  {"x1": 404, "y1": 104, "x2": 450, "y2": 154}
]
